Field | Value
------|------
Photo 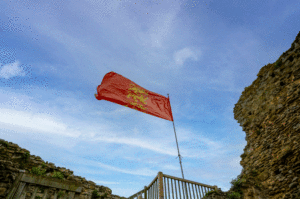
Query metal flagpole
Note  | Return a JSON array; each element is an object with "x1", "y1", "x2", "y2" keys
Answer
[{"x1": 168, "y1": 94, "x2": 185, "y2": 179}]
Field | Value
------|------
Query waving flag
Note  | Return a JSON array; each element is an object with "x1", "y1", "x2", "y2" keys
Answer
[{"x1": 95, "y1": 71, "x2": 173, "y2": 121}]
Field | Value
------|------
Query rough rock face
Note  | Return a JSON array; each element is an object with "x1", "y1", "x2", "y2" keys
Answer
[
  {"x1": 203, "y1": 31, "x2": 300, "y2": 199},
  {"x1": 0, "y1": 139, "x2": 127, "y2": 199},
  {"x1": 233, "y1": 31, "x2": 300, "y2": 199}
]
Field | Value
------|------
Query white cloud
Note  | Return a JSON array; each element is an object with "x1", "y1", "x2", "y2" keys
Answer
[
  {"x1": 59, "y1": 151, "x2": 158, "y2": 176},
  {"x1": 173, "y1": 47, "x2": 200, "y2": 66},
  {"x1": 0, "y1": 61, "x2": 26, "y2": 79},
  {"x1": 92, "y1": 136, "x2": 178, "y2": 157},
  {"x1": 0, "y1": 108, "x2": 81, "y2": 138},
  {"x1": 96, "y1": 162, "x2": 157, "y2": 176}
]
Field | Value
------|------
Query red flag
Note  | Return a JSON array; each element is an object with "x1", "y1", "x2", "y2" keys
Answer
[{"x1": 95, "y1": 71, "x2": 173, "y2": 121}]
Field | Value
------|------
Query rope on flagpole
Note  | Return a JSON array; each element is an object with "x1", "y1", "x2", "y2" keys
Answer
[{"x1": 168, "y1": 94, "x2": 185, "y2": 179}]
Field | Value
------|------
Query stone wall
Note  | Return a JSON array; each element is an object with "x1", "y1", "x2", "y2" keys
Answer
[
  {"x1": 0, "y1": 138, "x2": 127, "y2": 199},
  {"x1": 203, "y1": 31, "x2": 300, "y2": 199}
]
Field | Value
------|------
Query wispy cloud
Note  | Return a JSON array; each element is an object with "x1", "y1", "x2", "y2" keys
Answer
[
  {"x1": 173, "y1": 47, "x2": 201, "y2": 66},
  {"x1": 0, "y1": 61, "x2": 25, "y2": 79},
  {"x1": 0, "y1": 108, "x2": 81, "y2": 138}
]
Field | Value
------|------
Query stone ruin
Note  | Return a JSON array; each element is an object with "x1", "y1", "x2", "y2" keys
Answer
[
  {"x1": 203, "y1": 31, "x2": 300, "y2": 199},
  {"x1": 0, "y1": 139, "x2": 127, "y2": 199}
]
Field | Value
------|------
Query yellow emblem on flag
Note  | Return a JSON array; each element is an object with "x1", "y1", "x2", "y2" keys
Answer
[{"x1": 126, "y1": 84, "x2": 148, "y2": 111}]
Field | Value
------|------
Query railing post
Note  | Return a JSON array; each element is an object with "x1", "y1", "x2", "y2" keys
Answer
[
  {"x1": 158, "y1": 172, "x2": 164, "y2": 199},
  {"x1": 144, "y1": 186, "x2": 147, "y2": 199},
  {"x1": 184, "y1": 182, "x2": 189, "y2": 199}
]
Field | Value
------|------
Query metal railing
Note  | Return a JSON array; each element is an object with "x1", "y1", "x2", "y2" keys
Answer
[{"x1": 128, "y1": 172, "x2": 218, "y2": 199}]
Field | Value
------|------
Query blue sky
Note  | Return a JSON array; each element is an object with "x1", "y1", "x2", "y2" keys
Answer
[{"x1": 1, "y1": 0, "x2": 300, "y2": 197}]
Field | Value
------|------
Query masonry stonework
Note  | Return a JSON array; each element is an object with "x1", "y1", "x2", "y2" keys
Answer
[
  {"x1": 0, "y1": 139, "x2": 127, "y2": 199},
  {"x1": 203, "y1": 31, "x2": 300, "y2": 199}
]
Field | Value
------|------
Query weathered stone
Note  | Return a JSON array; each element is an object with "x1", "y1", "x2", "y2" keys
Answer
[
  {"x1": 230, "y1": 31, "x2": 300, "y2": 198},
  {"x1": 199, "y1": 31, "x2": 300, "y2": 199},
  {"x1": 0, "y1": 141, "x2": 126, "y2": 199},
  {"x1": 0, "y1": 187, "x2": 6, "y2": 196}
]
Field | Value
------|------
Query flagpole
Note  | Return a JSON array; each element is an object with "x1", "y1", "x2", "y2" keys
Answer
[{"x1": 168, "y1": 94, "x2": 185, "y2": 179}]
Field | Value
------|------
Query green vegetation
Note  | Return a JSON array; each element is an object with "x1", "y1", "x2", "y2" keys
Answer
[
  {"x1": 274, "y1": 58, "x2": 282, "y2": 69},
  {"x1": 35, "y1": 196, "x2": 42, "y2": 199},
  {"x1": 22, "y1": 152, "x2": 30, "y2": 162},
  {"x1": 57, "y1": 190, "x2": 65, "y2": 198},
  {"x1": 202, "y1": 188, "x2": 242, "y2": 199},
  {"x1": 229, "y1": 168, "x2": 262, "y2": 197},
  {"x1": 202, "y1": 169, "x2": 264, "y2": 199},
  {"x1": 226, "y1": 192, "x2": 242, "y2": 199},
  {"x1": 0, "y1": 140, "x2": 9, "y2": 148},
  {"x1": 29, "y1": 165, "x2": 66, "y2": 182},
  {"x1": 41, "y1": 162, "x2": 47, "y2": 168},
  {"x1": 30, "y1": 167, "x2": 47, "y2": 176},
  {"x1": 92, "y1": 190, "x2": 101, "y2": 199},
  {"x1": 20, "y1": 151, "x2": 31, "y2": 169},
  {"x1": 228, "y1": 176, "x2": 243, "y2": 199},
  {"x1": 52, "y1": 171, "x2": 64, "y2": 180},
  {"x1": 92, "y1": 190, "x2": 108, "y2": 199},
  {"x1": 202, "y1": 168, "x2": 262, "y2": 199},
  {"x1": 203, "y1": 189, "x2": 217, "y2": 197}
]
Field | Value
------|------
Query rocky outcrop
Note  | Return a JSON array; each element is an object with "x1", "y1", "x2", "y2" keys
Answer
[
  {"x1": 203, "y1": 32, "x2": 300, "y2": 199},
  {"x1": 0, "y1": 139, "x2": 127, "y2": 199}
]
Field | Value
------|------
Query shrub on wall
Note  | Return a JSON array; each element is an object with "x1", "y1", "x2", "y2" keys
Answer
[
  {"x1": 92, "y1": 190, "x2": 108, "y2": 199},
  {"x1": 52, "y1": 171, "x2": 64, "y2": 180},
  {"x1": 30, "y1": 167, "x2": 47, "y2": 176},
  {"x1": 92, "y1": 190, "x2": 100, "y2": 198}
]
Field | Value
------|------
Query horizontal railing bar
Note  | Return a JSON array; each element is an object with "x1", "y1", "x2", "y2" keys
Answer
[
  {"x1": 129, "y1": 172, "x2": 218, "y2": 199},
  {"x1": 147, "y1": 175, "x2": 158, "y2": 189},
  {"x1": 162, "y1": 174, "x2": 216, "y2": 189},
  {"x1": 128, "y1": 189, "x2": 144, "y2": 199},
  {"x1": 128, "y1": 175, "x2": 158, "y2": 199}
]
